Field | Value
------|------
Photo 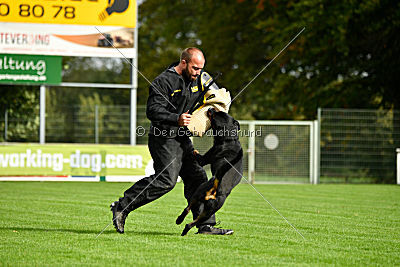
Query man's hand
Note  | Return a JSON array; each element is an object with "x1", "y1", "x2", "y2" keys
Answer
[{"x1": 178, "y1": 110, "x2": 192, "y2": 126}]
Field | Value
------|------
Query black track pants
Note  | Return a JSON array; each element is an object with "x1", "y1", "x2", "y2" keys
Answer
[{"x1": 118, "y1": 134, "x2": 216, "y2": 226}]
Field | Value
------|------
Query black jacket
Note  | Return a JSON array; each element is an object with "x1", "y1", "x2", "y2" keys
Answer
[{"x1": 147, "y1": 62, "x2": 204, "y2": 138}]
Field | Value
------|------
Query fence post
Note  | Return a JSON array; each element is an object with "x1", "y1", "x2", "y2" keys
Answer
[
  {"x1": 313, "y1": 120, "x2": 320, "y2": 184},
  {"x1": 317, "y1": 108, "x2": 322, "y2": 184},
  {"x1": 130, "y1": 24, "x2": 138, "y2": 146},
  {"x1": 4, "y1": 109, "x2": 8, "y2": 141},
  {"x1": 39, "y1": 85, "x2": 46, "y2": 144},
  {"x1": 95, "y1": 105, "x2": 99, "y2": 144},
  {"x1": 248, "y1": 122, "x2": 255, "y2": 184},
  {"x1": 397, "y1": 148, "x2": 400, "y2": 185},
  {"x1": 309, "y1": 122, "x2": 314, "y2": 184}
]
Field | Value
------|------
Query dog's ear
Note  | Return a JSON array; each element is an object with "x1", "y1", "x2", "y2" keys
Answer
[{"x1": 233, "y1": 119, "x2": 240, "y2": 130}]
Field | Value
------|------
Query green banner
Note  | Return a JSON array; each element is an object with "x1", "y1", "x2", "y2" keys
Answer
[
  {"x1": 0, "y1": 144, "x2": 152, "y2": 176},
  {"x1": 0, "y1": 54, "x2": 61, "y2": 84}
]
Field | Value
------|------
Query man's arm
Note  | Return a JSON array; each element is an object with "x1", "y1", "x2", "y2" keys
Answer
[{"x1": 146, "y1": 77, "x2": 180, "y2": 125}]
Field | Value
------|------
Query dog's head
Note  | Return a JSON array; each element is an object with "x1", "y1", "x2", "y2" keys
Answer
[{"x1": 207, "y1": 108, "x2": 240, "y2": 139}]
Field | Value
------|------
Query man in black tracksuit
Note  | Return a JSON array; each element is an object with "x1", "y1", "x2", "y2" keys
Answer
[{"x1": 110, "y1": 47, "x2": 234, "y2": 235}]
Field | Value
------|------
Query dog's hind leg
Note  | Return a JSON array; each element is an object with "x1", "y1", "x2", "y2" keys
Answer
[
  {"x1": 181, "y1": 199, "x2": 218, "y2": 236},
  {"x1": 181, "y1": 212, "x2": 203, "y2": 236},
  {"x1": 176, "y1": 202, "x2": 195, "y2": 225},
  {"x1": 177, "y1": 179, "x2": 215, "y2": 227},
  {"x1": 176, "y1": 207, "x2": 190, "y2": 225},
  {"x1": 181, "y1": 223, "x2": 193, "y2": 236},
  {"x1": 181, "y1": 216, "x2": 203, "y2": 236}
]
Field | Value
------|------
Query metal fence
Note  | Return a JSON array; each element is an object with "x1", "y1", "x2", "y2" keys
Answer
[
  {"x1": 46, "y1": 105, "x2": 131, "y2": 144},
  {"x1": 318, "y1": 108, "x2": 400, "y2": 183},
  {"x1": 0, "y1": 105, "x2": 139, "y2": 144},
  {"x1": 0, "y1": 105, "x2": 317, "y2": 183}
]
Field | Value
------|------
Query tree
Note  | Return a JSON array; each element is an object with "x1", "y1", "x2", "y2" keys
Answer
[{"x1": 0, "y1": 85, "x2": 40, "y2": 142}]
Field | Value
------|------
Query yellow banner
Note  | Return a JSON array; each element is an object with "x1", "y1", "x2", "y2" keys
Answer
[{"x1": 0, "y1": 0, "x2": 136, "y2": 27}]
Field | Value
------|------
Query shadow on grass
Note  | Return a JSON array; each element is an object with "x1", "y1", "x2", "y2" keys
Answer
[
  {"x1": 0, "y1": 227, "x2": 177, "y2": 236},
  {"x1": 127, "y1": 230, "x2": 177, "y2": 236},
  {"x1": 1, "y1": 226, "x2": 114, "y2": 235}
]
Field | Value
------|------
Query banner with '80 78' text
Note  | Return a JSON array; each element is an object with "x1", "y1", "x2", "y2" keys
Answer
[{"x1": 0, "y1": 0, "x2": 136, "y2": 27}]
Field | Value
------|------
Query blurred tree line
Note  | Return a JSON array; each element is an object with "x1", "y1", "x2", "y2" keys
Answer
[
  {"x1": 138, "y1": 0, "x2": 400, "y2": 120},
  {"x1": 0, "y1": 0, "x2": 399, "y2": 138}
]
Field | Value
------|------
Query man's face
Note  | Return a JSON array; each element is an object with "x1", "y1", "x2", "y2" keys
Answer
[{"x1": 183, "y1": 53, "x2": 205, "y2": 81}]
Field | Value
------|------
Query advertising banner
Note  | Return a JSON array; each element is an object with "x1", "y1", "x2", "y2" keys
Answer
[
  {"x1": 0, "y1": 23, "x2": 135, "y2": 58},
  {"x1": 0, "y1": 0, "x2": 136, "y2": 28},
  {"x1": 0, "y1": 143, "x2": 153, "y2": 181},
  {"x1": 0, "y1": 53, "x2": 61, "y2": 84}
]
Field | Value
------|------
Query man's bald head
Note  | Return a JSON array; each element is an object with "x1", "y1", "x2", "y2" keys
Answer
[{"x1": 180, "y1": 47, "x2": 204, "y2": 63}]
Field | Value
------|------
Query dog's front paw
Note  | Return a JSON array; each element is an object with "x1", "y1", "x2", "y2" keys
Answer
[{"x1": 194, "y1": 155, "x2": 205, "y2": 166}]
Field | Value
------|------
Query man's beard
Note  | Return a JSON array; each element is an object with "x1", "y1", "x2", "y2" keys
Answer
[{"x1": 183, "y1": 65, "x2": 197, "y2": 81}]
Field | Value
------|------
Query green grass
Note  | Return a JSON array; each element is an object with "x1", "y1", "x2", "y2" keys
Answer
[{"x1": 0, "y1": 182, "x2": 399, "y2": 266}]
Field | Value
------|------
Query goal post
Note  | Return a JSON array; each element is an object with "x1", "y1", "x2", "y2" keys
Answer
[{"x1": 192, "y1": 120, "x2": 319, "y2": 184}]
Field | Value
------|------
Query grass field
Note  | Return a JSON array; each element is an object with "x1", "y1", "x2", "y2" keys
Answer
[{"x1": 0, "y1": 182, "x2": 399, "y2": 266}]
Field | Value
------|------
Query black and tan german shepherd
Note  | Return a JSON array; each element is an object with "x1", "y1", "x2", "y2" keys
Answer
[{"x1": 176, "y1": 108, "x2": 243, "y2": 236}]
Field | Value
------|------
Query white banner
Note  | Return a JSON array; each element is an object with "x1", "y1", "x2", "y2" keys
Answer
[{"x1": 0, "y1": 22, "x2": 135, "y2": 58}]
